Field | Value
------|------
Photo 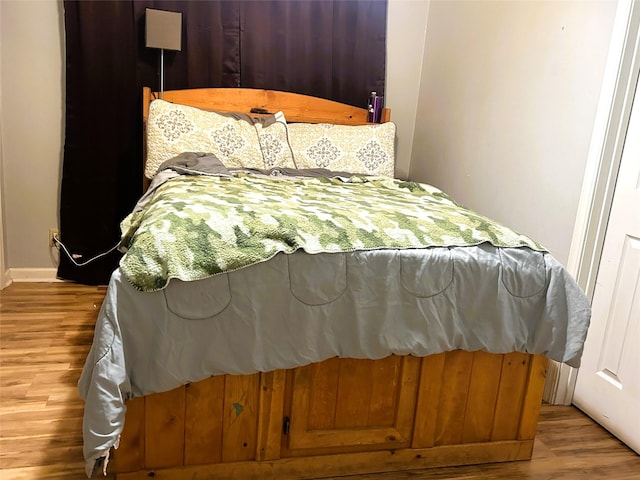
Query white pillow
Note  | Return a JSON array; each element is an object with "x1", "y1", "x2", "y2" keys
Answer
[
  {"x1": 287, "y1": 122, "x2": 396, "y2": 177},
  {"x1": 254, "y1": 112, "x2": 296, "y2": 169},
  {"x1": 145, "y1": 99, "x2": 292, "y2": 178}
]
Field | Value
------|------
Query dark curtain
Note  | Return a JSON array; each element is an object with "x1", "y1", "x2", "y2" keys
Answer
[
  {"x1": 239, "y1": 1, "x2": 386, "y2": 105},
  {"x1": 58, "y1": 0, "x2": 387, "y2": 285}
]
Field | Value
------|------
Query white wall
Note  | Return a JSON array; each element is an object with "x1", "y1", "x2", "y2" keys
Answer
[
  {"x1": 386, "y1": 0, "x2": 430, "y2": 179},
  {"x1": 410, "y1": 0, "x2": 617, "y2": 265},
  {"x1": 0, "y1": 0, "x2": 65, "y2": 274},
  {"x1": 0, "y1": 1, "x2": 6, "y2": 287}
]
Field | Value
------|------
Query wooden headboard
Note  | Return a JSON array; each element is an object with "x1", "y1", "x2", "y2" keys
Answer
[
  {"x1": 141, "y1": 86, "x2": 392, "y2": 190},
  {"x1": 142, "y1": 86, "x2": 390, "y2": 126}
]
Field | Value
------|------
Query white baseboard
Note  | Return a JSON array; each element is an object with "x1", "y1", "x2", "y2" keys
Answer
[{"x1": 7, "y1": 268, "x2": 62, "y2": 283}]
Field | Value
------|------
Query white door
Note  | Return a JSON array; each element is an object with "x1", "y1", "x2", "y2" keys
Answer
[{"x1": 573, "y1": 78, "x2": 640, "y2": 455}]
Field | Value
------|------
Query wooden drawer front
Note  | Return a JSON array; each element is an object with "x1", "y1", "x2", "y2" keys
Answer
[
  {"x1": 285, "y1": 356, "x2": 421, "y2": 455},
  {"x1": 411, "y1": 351, "x2": 547, "y2": 448},
  {"x1": 111, "y1": 373, "x2": 263, "y2": 472}
]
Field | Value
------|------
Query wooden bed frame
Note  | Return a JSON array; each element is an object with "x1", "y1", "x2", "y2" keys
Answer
[{"x1": 108, "y1": 88, "x2": 548, "y2": 479}]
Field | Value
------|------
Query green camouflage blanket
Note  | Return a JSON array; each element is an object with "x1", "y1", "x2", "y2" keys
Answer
[{"x1": 119, "y1": 173, "x2": 546, "y2": 291}]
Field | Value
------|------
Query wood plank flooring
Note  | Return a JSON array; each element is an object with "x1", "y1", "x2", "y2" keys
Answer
[{"x1": 1, "y1": 282, "x2": 639, "y2": 480}]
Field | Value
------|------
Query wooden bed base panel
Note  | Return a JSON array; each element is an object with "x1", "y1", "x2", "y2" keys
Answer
[
  {"x1": 110, "y1": 351, "x2": 548, "y2": 479},
  {"x1": 115, "y1": 440, "x2": 535, "y2": 480}
]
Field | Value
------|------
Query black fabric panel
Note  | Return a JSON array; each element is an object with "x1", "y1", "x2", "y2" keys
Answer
[
  {"x1": 331, "y1": 0, "x2": 387, "y2": 106},
  {"x1": 58, "y1": 1, "x2": 143, "y2": 284},
  {"x1": 239, "y1": 0, "x2": 387, "y2": 108},
  {"x1": 144, "y1": 1, "x2": 241, "y2": 90}
]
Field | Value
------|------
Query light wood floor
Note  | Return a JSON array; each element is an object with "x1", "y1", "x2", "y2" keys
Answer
[{"x1": 1, "y1": 282, "x2": 639, "y2": 480}]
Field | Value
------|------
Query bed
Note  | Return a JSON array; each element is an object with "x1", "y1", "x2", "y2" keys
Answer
[{"x1": 78, "y1": 87, "x2": 591, "y2": 479}]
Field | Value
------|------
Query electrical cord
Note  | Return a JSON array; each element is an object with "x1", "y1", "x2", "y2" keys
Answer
[{"x1": 52, "y1": 233, "x2": 120, "y2": 267}]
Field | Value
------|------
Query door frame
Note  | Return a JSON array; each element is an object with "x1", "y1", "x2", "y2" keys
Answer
[{"x1": 544, "y1": 0, "x2": 640, "y2": 405}]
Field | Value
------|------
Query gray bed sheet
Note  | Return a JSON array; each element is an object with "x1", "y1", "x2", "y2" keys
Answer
[{"x1": 78, "y1": 244, "x2": 590, "y2": 477}]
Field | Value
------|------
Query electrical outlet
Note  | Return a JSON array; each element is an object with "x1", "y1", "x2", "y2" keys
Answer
[{"x1": 49, "y1": 228, "x2": 60, "y2": 248}]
